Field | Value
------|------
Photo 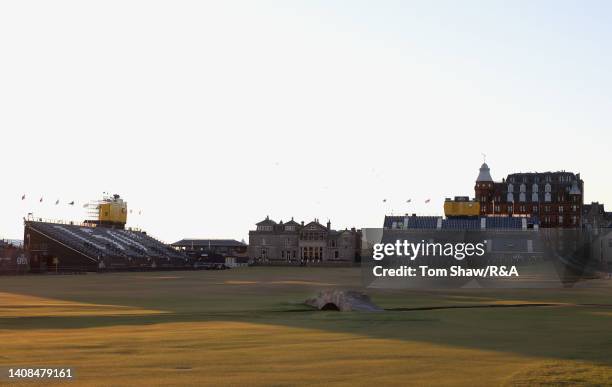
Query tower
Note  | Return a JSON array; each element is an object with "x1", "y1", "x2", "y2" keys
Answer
[{"x1": 475, "y1": 162, "x2": 494, "y2": 215}]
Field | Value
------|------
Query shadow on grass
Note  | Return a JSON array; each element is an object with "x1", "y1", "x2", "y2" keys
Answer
[{"x1": 1, "y1": 269, "x2": 612, "y2": 366}]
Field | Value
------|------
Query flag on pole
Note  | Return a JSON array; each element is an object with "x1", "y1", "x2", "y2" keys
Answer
[
  {"x1": 68, "y1": 201, "x2": 75, "y2": 205},
  {"x1": 55, "y1": 199, "x2": 60, "y2": 205},
  {"x1": 425, "y1": 198, "x2": 431, "y2": 203},
  {"x1": 406, "y1": 199, "x2": 412, "y2": 203},
  {"x1": 383, "y1": 199, "x2": 387, "y2": 203},
  {"x1": 83, "y1": 203, "x2": 89, "y2": 208},
  {"x1": 21, "y1": 194, "x2": 25, "y2": 200},
  {"x1": 39, "y1": 197, "x2": 43, "y2": 203}
]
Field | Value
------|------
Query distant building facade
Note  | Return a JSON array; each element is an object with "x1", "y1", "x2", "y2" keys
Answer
[
  {"x1": 248, "y1": 217, "x2": 361, "y2": 265},
  {"x1": 582, "y1": 202, "x2": 612, "y2": 229},
  {"x1": 171, "y1": 239, "x2": 248, "y2": 267},
  {"x1": 474, "y1": 163, "x2": 584, "y2": 228}
]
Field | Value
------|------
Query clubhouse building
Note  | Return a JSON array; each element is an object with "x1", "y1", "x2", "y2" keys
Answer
[{"x1": 248, "y1": 217, "x2": 361, "y2": 265}]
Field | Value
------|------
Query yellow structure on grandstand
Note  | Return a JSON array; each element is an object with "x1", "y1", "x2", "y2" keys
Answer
[
  {"x1": 444, "y1": 196, "x2": 480, "y2": 217},
  {"x1": 97, "y1": 194, "x2": 128, "y2": 228}
]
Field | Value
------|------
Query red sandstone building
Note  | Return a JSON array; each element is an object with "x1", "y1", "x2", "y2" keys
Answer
[{"x1": 474, "y1": 163, "x2": 583, "y2": 228}]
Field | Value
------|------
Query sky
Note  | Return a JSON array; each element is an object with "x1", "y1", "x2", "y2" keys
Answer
[{"x1": 1, "y1": 1, "x2": 611, "y2": 242}]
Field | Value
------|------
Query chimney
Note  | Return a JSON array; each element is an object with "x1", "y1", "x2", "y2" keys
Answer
[{"x1": 326, "y1": 220, "x2": 331, "y2": 230}]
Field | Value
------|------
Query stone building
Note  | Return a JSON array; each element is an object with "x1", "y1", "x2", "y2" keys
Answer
[
  {"x1": 582, "y1": 202, "x2": 612, "y2": 229},
  {"x1": 248, "y1": 217, "x2": 361, "y2": 265}
]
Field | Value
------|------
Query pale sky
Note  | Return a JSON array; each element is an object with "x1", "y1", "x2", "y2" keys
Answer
[{"x1": 1, "y1": 1, "x2": 611, "y2": 242}]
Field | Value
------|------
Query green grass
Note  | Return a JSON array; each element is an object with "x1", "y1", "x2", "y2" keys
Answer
[{"x1": 0, "y1": 267, "x2": 611, "y2": 386}]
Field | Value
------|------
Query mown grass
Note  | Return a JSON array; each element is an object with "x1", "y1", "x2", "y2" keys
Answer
[{"x1": 0, "y1": 267, "x2": 611, "y2": 386}]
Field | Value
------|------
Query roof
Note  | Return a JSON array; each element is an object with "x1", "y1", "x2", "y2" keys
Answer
[
  {"x1": 172, "y1": 239, "x2": 246, "y2": 248},
  {"x1": 476, "y1": 163, "x2": 493, "y2": 182},
  {"x1": 256, "y1": 216, "x2": 277, "y2": 226},
  {"x1": 301, "y1": 220, "x2": 327, "y2": 230},
  {"x1": 284, "y1": 218, "x2": 300, "y2": 226}
]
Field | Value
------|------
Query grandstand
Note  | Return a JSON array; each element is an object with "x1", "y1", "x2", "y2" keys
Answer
[
  {"x1": 24, "y1": 221, "x2": 189, "y2": 272},
  {"x1": 384, "y1": 215, "x2": 538, "y2": 230}
]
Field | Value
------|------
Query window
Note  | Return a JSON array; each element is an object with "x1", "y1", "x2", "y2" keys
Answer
[
  {"x1": 519, "y1": 192, "x2": 526, "y2": 202},
  {"x1": 520, "y1": 183, "x2": 526, "y2": 192},
  {"x1": 334, "y1": 251, "x2": 339, "y2": 259},
  {"x1": 559, "y1": 215, "x2": 564, "y2": 224},
  {"x1": 532, "y1": 183, "x2": 539, "y2": 192},
  {"x1": 508, "y1": 183, "x2": 514, "y2": 192},
  {"x1": 507, "y1": 193, "x2": 514, "y2": 202},
  {"x1": 533, "y1": 206, "x2": 538, "y2": 213},
  {"x1": 545, "y1": 193, "x2": 551, "y2": 202},
  {"x1": 545, "y1": 183, "x2": 551, "y2": 192},
  {"x1": 532, "y1": 192, "x2": 539, "y2": 202},
  {"x1": 559, "y1": 206, "x2": 564, "y2": 213}
]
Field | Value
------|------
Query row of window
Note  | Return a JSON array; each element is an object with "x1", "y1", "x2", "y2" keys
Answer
[
  {"x1": 260, "y1": 247, "x2": 342, "y2": 260},
  {"x1": 486, "y1": 205, "x2": 579, "y2": 213},
  {"x1": 507, "y1": 183, "x2": 552, "y2": 193},
  {"x1": 259, "y1": 238, "x2": 342, "y2": 247},
  {"x1": 507, "y1": 175, "x2": 573, "y2": 184},
  {"x1": 540, "y1": 215, "x2": 578, "y2": 225},
  {"x1": 482, "y1": 193, "x2": 580, "y2": 203}
]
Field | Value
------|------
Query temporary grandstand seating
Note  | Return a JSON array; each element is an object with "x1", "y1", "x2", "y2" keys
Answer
[
  {"x1": 441, "y1": 218, "x2": 481, "y2": 230},
  {"x1": 384, "y1": 216, "x2": 441, "y2": 229},
  {"x1": 406, "y1": 216, "x2": 439, "y2": 229},
  {"x1": 383, "y1": 216, "x2": 404, "y2": 229},
  {"x1": 484, "y1": 217, "x2": 524, "y2": 229},
  {"x1": 26, "y1": 221, "x2": 188, "y2": 270},
  {"x1": 385, "y1": 215, "x2": 539, "y2": 230}
]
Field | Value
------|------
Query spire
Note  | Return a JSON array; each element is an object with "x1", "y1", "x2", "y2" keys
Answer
[{"x1": 476, "y1": 162, "x2": 493, "y2": 182}]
